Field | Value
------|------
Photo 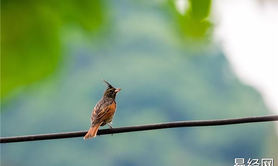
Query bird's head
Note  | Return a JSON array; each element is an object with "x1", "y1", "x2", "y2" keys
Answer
[{"x1": 103, "y1": 80, "x2": 121, "y2": 99}]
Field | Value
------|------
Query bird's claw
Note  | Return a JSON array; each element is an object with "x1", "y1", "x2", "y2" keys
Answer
[
  {"x1": 108, "y1": 123, "x2": 113, "y2": 129},
  {"x1": 107, "y1": 123, "x2": 114, "y2": 136}
]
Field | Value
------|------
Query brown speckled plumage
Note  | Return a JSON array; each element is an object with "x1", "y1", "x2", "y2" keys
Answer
[{"x1": 84, "y1": 81, "x2": 121, "y2": 139}]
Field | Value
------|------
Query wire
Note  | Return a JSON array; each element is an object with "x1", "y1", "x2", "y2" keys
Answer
[{"x1": 1, "y1": 115, "x2": 278, "y2": 143}]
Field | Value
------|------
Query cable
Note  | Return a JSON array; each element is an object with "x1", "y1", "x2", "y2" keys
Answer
[{"x1": 1, "y1": 115, "x2": 278, "y2": 143}]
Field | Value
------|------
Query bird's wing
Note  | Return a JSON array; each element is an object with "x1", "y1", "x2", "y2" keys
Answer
[{"x1": 91, "y1": 99, "x2": 114, "y2": 125}]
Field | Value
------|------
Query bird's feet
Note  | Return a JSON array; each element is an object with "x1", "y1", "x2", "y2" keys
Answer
[
  {"x1": 107, "y1": 123, "x2": 114, "y2": 136},
  {"x1": 108, "y1": 123, "x2": 113, "y2": 129}
]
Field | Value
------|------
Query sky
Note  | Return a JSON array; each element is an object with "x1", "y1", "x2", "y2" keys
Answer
[{"x1": 213, "y1": 0, "x2": 278, "y2": 114}]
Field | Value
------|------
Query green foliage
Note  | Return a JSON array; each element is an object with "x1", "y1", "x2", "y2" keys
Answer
[
  {"x1": 1, "y1": 0, "x2": 104, "y2": 99},
  {"x1": 168, "y1": 0, "x2": 212, "y2": 40},
  {"x1": 1, "y1": 0, "x2": 214, "y2": 100}
]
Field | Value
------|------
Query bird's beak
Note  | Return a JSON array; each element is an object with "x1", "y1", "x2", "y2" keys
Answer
[{"x1": 115, "y1": 88, "x2": 121, "y2": 93}]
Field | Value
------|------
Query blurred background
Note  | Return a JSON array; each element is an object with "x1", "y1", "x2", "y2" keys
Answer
[{"x1": 1, "y1": 0, "x2": 277, "y2": 165}]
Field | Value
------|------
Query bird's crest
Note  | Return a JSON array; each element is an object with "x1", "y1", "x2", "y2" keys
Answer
[{"x1": 103, "y1": 80, "x2": 114, "y2": 89}]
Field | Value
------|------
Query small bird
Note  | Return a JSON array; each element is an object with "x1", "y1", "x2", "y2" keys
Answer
[{"x1": 84, "y1": 80, "x2": 121, "y2": 139}]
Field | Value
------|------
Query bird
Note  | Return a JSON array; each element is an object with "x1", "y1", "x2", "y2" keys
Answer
[{"x1": 84, "y1": 80, "x2": 121, "y2": 139}]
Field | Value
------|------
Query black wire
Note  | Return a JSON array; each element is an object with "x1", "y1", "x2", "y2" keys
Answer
[{"x1": 1, "y1": 115, "x2": 278, "y2": 143}]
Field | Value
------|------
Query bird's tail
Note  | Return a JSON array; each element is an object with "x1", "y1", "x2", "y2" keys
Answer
[{"x1": 83, "y1": 124, "x2": 101, "y2": 140}]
